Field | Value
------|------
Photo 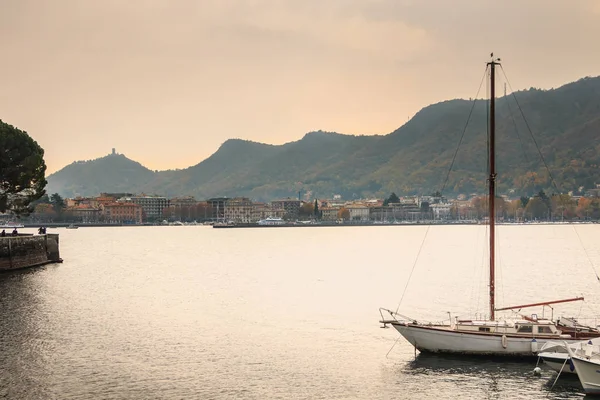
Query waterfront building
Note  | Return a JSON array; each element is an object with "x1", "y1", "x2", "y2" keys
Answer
[
  {"x1": 369, "y1": 206, "x2": 393, "y2": 221},
  {"x1": 207, "y1": 197, "x2": 228, "y2": 221},
  {"x1": 224, "y1": 197, "x2": 254, "y2": 223},
  {"x1": 66, "y1": 197, "x2": 94, "y2": 208},
  {"x1": 271, "y1": 199, "x2": 301, "y2": 220},
  {"x1": 93, "y1": 196, "x2": 117, "y2": 208},
  {"x1": 251, "y1": 202, "x2": 267, "y2": 222},
  {"x1": 69, "y1": 205, "x2": 102, "y2": 223},
  {"x1": 102, "y1": 202, "x2": 143, "y2": 224},
  {"x1": 324, "y1": 198, "x2": 346, "y2": 208},
  {"x1": 370, "y1": 202, "x2": 422, "y2": 221},
  {"x1": 128, "y1": 195, "x2": 168, "y2": 221},
  {"x1": 430, "y1": 203, "x2": 452, "y2": 219},
  {"x1": 320, "y1": 206, "x2": 340, "y2": 221},
  {"x1": 346, "y1": 205, "x2": 370, "y2": 221},
  {"x1": 101, "y1": 193, "x2": 134, "y2": 200},
  {"x1": 251, "y1": 202, "x2": 268, "y2": 222},
  {"x1": 169, "y1": 196, "x2": 197, "y2": 208},
  {"x1": 251, "y1": 202, "x2": 285, "y2": 222},
  {"x1": 399, "y1": 196, "x2": 419, "y2": 206}
]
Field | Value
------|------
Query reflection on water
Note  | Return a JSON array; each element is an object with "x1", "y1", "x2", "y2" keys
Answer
[
  {"x1": 0, "y1": 225, "x2": 599, "y2": 399},
  {"x1": 399, "y1": 353, "x2": 584, "y2": 399}
]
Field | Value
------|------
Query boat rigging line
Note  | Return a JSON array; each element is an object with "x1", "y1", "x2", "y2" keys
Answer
[
  {"x1": 394, "y1": 224, "x2": 431, "y2": 314},
  {"x1": 439, "y1": 66, "x2": 489, "y2": 194},
  {"x1": 572, "y1": 225, "x2": 600, "y2": 282},
  {"x1": 395, "y1": 64, "x2": 495, "y2": 318},
  {"x1": 501, "y1": 65, "x2": 600, "y2": 284},
  {"x1": 504, "y1": 83, "x2": 530, "y2": 165},
  {"x1": 499, "y1": 65, "x2": 561, "y2": 194}
]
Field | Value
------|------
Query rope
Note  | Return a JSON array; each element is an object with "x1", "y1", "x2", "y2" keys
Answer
[
  {"x1": 486, "y1": 68, "x2": 490, "y2": 178},
  {"x1": 548, "y1": 356, "x2": 569, "y2": 394},
  {"x1": 386, "y1": 335, "x2": 402, "y2": 358},
  {"x1": 505, "y1": 91, "x2": 530, "y2": 165},
  {"x1": 573, "y1": 225, "x2": 600, "y2": 282},
  {"x1": 395, "y1": 225, "x2": 432, "y2": 314},
  {"x1": 499, "y1": 65, "x2": 562, "y2": 195},
  {"x1": 469, "y1": 224, "x2": 485, "y2": 317},
  {"x1": 497, "y1": 222, "x2": 505, "y2": 309},
  {"x1": 439, "y1": 66, "x2": 489, "y2": 194}
]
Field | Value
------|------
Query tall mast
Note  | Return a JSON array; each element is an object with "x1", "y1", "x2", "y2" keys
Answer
[{"x1": 487, "y1": 55, "x2": 500, "y2": 320}]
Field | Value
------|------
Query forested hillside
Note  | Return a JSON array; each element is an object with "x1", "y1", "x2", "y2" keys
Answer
[{"x1": 46, "y1": 76, "x2": 600, "y2": 200}]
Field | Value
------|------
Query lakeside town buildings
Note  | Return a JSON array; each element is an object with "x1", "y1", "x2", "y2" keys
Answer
[{"x1": 20, "y1": 183, "x2": 600, "y2": 225}]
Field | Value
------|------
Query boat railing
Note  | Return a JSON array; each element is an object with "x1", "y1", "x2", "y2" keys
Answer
[{"x1": 379, "y1": 308, "x2": 419, "y2": 327}]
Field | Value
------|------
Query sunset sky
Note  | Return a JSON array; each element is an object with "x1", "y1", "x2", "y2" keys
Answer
[{"x1": 1, "y1": 0, "x2": 599, "y2": 174}]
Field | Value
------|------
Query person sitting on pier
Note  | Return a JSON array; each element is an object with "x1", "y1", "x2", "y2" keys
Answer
[
  {"x1": 38, "y1": 227, "x2": 43, "y2": 234},
  {"x1": 11, "y1": 228, "x2": 18, "y2": 236},
  {"x1": 1, "y1": 230, "x2": 5, "y2": 237}
]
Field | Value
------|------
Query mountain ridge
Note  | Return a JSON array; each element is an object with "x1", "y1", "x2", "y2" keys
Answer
[{"x1": 45, "y1": 75, "x2": 600, "y2": 200}]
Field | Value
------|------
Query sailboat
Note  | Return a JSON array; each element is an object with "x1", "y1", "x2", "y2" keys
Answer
[{"x1": 379, "y1": 56, "x2": 599, "y2": 357}]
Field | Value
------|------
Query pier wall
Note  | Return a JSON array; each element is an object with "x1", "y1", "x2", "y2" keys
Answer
[{"x1": 0, "y1": 234, "x2": 62, "y2": 272}]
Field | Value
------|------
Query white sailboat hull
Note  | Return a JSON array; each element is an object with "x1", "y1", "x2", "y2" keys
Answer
[
  {"x1": 393, "y1": 323, "x2": 574, "y2": 357},
  {"x1": 568, "y1": 356, "x2": 600, "y2": 395}
]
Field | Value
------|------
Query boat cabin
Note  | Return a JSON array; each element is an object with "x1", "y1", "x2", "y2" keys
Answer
[{"x1": 454, "y1": 319, "x2": 565, "y2": 337}]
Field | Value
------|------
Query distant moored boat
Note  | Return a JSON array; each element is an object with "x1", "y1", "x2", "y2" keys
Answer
[
  {"x1": 0, "y1": 222, "x2": 24, "y2": 229},
  {"x1": 257, "y1": 217, "x2": 285, "y2": 226}
]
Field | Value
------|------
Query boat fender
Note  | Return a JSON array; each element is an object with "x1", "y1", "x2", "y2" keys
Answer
[
  {"x1": 569, "y1": 358, "x2": 575, "y2": 372},
  {"x1": 530, "y1": 338, "x2": 537, "y2": 353},
  {"x1": 586, "y1": 341, "x2": 593, "y2": 358},
  {"x1": 502, "y1": 334, "x2": 508, "y2": 349}
]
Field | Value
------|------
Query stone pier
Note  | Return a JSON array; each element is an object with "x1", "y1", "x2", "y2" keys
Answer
[{"x1": 0, "y1": 234, "x2": 62, "y2": 272}]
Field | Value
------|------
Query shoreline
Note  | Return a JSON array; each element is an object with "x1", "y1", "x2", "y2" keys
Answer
[
  {"x1": 213, "y1": 221, "x2": 598, "y2": 229},
  {"x1": 9, "y1": 221, "x2": 596, "y2": 229}
]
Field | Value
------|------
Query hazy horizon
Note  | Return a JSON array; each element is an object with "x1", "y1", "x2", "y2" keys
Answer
[{"x1": 2, "y1": 0, "x2": 599, "y2": 174}]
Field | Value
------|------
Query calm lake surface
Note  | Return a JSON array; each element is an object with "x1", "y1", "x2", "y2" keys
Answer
[{"x1": 2, "y1": 224, "x2": 600, "y2": 399}]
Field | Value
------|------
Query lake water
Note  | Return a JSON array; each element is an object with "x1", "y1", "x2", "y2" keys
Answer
[{"x1": 2, "y1": 224, "x2": 600, "y2": 399}]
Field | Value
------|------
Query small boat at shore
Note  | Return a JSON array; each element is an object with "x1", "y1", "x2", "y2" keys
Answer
[{"x1": 66, "y1": 224, "x2": 79, "y2": 229}]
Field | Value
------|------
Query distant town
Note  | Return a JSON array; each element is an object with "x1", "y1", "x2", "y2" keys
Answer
[{"x1": 5, "y1": 185, "x2": 600, "y2": 226}]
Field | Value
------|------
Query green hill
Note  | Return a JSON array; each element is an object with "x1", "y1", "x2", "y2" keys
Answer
[
  {"x1": 45, "y1": 75, "x2": 600, "y2": 200},
  {"x1": 45, "y1": 153, "x2": 155, "y2": 197}
]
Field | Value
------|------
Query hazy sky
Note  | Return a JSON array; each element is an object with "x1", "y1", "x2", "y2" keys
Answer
[{"x1": 1, "y1": 0, "x2": 599, "y2": 174}]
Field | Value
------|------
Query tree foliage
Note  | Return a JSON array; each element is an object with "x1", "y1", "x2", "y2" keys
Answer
[
  {"x1": 0, "y1": 120, "x2": 47, "y2": 215},
  {"x1": 337, "y1": 207, "x2": 350, "y2": 220},
  {"x1": 525, "y1": 197, "x2": 548, "y2": 219},
  {"x1": 298, "y1": 202, "x2": 314, "y2": 218},
  {"x1": 50, "y1": 193, "x2": 65, "y2": 213},
  {"x1": 383, "y1": 192, "x2": 400, "y2": 206},
  {"x1": 520, "y1": 196, "x2": 530, "y2": 208}
]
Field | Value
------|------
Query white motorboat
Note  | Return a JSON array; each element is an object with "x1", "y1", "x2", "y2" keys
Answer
[
  {"x1": 537, "y1": 338, "x2": 600, "y2": 374},
  {"x1": 567, "y1": 344, "x2": 600, "y2": 395},
  {"x1": 379, "y1": 56, "x2": 600, "y2": 357}
]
